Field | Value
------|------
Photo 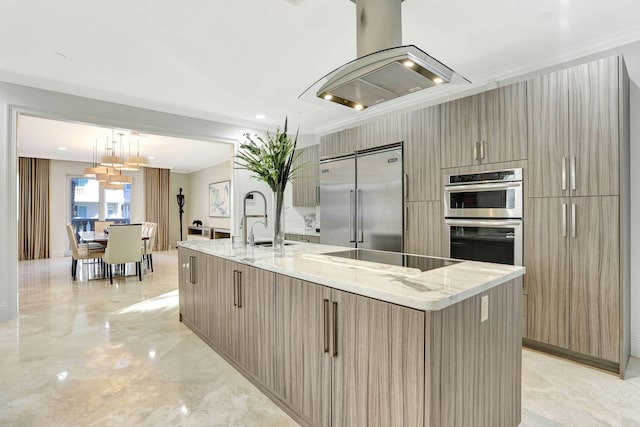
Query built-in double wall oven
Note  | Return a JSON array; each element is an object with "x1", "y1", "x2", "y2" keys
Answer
[{"x1": 444, "y1": 169, "x2": 523, "y2": 265}]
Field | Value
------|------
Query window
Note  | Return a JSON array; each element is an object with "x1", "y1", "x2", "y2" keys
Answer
[{"x1": 69, "y1": 177, "x2": 131, "y2": 232}]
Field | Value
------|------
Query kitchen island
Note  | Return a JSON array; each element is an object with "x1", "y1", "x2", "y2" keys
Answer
[{"x1": 177, "y1": 239, "x2": 525, "y2": 427}]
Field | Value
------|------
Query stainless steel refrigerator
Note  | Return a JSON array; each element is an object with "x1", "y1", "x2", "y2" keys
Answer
[{"x1": 320, "y1": 144, "x2": 403, "y2": 252}]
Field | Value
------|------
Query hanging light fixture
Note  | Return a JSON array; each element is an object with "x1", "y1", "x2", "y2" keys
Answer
[
  {"x1": 83, "y1": 139, "x2": 101, "y2": 178},
  {"x1": 100, "y1": 131, "x2": 125, "y2": 168},
  {"x1": 95, "y1": 167, "x2": 116, "y2": 183},
  {"x1": 121, "y1": 137, "x2": 148, "y2": 170},
  {"x1": 102, "y1": 182, "x2": 125, "y2": 190},
  {"x1": 108, "y1": 170, "x2": 133, "y2": 185}
]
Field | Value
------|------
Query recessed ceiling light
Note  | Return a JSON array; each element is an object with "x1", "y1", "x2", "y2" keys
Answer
[
  {"x1": 256, "y1": 114, "x2": 266, "y2": 120},
  {"x1": 403, "y1": 60, "x2": 415, "y2": 68},
  {"x1": 58, "y1": 147, "x2": 67, "y2": 151},
  {"x1": 324, "y1": 94, "x2": 333, "y2": 100},
  {"x1": 354, "y1": 104, "x2": 364, "y2": 111},
  {"x1": 433, "y1": 77, "x2": 444, "y2": 84},
  {"x1": 148, "y1": 156, "x2": 155, "y2": 160}
]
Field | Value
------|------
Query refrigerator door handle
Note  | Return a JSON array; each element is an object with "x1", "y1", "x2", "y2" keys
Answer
[
  {"x1": 349, "y1": 190, "x2": 356, "y2": 243},
  {"x1": 357, "y1": 189, "x2": 364, "y2": 243}
]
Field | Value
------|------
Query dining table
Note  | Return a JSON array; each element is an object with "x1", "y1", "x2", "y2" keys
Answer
[{"x1": 80, "y1": 231, "x2": 152, "y2": 274}]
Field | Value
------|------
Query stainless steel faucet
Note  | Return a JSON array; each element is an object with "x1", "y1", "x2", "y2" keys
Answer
[{"x1": 242, "y1": 191, "x2": 268, "y2": 245}]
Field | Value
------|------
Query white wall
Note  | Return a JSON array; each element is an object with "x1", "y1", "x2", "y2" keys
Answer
[
  {"x1": 48, "y1": 159, "x2": 144, "y2": 258},
  {"x1": 629, "y1": 81, "x2": 640, "y2": 357},
  {"x1": 187, "y1": 159, "x2": 233, "y2": 230}
]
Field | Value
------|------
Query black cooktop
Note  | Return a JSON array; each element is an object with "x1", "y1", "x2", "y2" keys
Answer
[{"x1": 323, "y1": 249, "x2": 458, "y2": 273}]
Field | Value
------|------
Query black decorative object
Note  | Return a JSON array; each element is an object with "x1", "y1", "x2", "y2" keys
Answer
[
  {"x1": 192, "y1": 220, "x2": 203, "y2": 227},
  {"x1": 177, "y1": 188, "x2": 185, "y2": 241}
]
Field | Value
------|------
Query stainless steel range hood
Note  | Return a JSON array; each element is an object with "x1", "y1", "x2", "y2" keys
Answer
[{"x1": 302, "y1": 0, "x2": 469, "y2": 110}]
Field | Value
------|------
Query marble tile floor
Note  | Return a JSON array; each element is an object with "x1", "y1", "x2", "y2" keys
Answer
[{"x1": 1, "y1": 250, "x2": 638, "y2": 426}]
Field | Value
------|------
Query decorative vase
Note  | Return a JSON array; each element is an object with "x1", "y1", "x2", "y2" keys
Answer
[{"x1": 272, "y1": 189, "x2": 285, "y2": 254}]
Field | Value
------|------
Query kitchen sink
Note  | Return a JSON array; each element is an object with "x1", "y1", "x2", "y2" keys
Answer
[{"x1": 252, "y1": 240, "x2": 296, "y2": 247}]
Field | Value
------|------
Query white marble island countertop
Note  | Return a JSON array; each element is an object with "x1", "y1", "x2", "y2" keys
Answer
[{"x1": 178, "y1": 239, "x2": 525, "y2": 311}]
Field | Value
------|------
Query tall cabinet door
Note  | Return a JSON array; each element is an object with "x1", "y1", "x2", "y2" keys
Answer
[
  {"x1": 292, "y1": 145, "x2": 319, "y2": 207},
  {"x1": 524, "y1": 198, "x2": 570, "y2": 348},
  {"x1": 178, "y1": 248, "x2": 193, "y2": 324},
  {"x1": 193, "y1": 251, "x2": 209, "y2": 335},
  {"x1": 441, "y1": 93, "x2": 484, "y2": 168},
  {"x1": 235, "y1": 263, "x2": 276, "y2": 389},
  {"x1": 331, "y1": 288, "x2": 425, "y2": 427},
  {"x1": 274, "y1": 275, "x2": 331, "y2": 427},
  {"x1": 484, "y1": 82, "x2": 528, "y2": 164},
  {"x1": 404, "y1": 106, "x2": 441, "y2": 202},
  {"x1": 207, "y1": 255, "x2": 235, "y2": 355},
  {"x1": 404, "y1": 201, "x2": 444, "y2": 257},
  {"x1": 569, "y1": 196, "x2": 620, "y2": 362},
  {"x1": 569, "y1": 56, "x2": 620, "y2": 197},
  {"x1": 527, "y1": 70, "x2": 570, "y2": 197}
]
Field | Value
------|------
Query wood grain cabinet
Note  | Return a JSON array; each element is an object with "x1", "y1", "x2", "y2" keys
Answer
[
  {"x1": 273, "y1": 274, "x2": 425, "y2": 427},
  {"x1": 292, "y1": 145, "x2": 320, "y2": 207},
  {"x1": 441, "y1": 82, "x2": 528, "y2": 168},
  {"x1": 404, "y1": 201, "x2": 444, "y2": 257},
  {"x1": 320, "y1": 128, "x2": 359, "y2": 158},
  {"x1": 524, "y1": 55, "x2": 629, "y2": 373},
  {"x1": 528, "y1": 57, "x2": 620, "y2": 198},
  {"x1": 404, "y1": 106, "x2": 441, "y2": 202},
  {"x1": 178, "y1": 247, "x2": 209, "y2": 334}
]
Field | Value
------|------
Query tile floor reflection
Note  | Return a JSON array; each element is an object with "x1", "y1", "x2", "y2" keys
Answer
[{"x1": 1, "y1": 250, "x2": 639, "y2": 426}]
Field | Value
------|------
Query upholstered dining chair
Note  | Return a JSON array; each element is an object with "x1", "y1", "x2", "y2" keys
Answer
[
  {"x1": 94, "y1": 220, "x2": 114, "y2": 233},
  {"x1": 102, "y1": 224, "x2": 143, "y2": 284},
  {"x1": 141, "y1": 222, "x2": 158, "y2": 272},
  {"x1": 66, "y1": 224, "x2": 105, "y2": 281}
]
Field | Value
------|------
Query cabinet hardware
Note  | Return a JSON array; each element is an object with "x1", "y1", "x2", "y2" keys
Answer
[
  {"x1": 189, "y1": 256, "x2": 196, "y2": 284},
  {"x1": 357, "y1": 189, "x2": 364, "y2": 243},
  {"x1": 561, "y1": 157, "x2": 567, "y2": 191},
  {"x1": 404, "y1": 205, "x2": 408, "y2": 231},
  {"x1": 349, "y1": 190, "x2": 356, "y2": 243},
  {"x1": 480, "y1": 141, "x2": 486, "y2": 159},
  {"x1": 571, "y1": 204, "x2": 576, "y2": 238},
  {"x1": 403, "y1": 174, "x2": 408, "y2": 199},
  {"x1": 316, "y1": 185, "x2": 320, "y2": 204},
  {"x1": 233, "y1": 270, "x2": 238, "y2": 306},
  {"x1": 332, "y1": 301, "x2": 338, "y2": 357},
  {"x1": 473, "y1": 142, "x2": 479, "y2": 160},
  {"x1": 237, "y1": 270, "x2": 243, "y2": 308},
  {"x1": 562, "y1": 203, "x2": 567, "y2": 237},
  {"x1": 323, "y1": 299, "x2": 329, "y2": 353},
  {"x1": 570, "y1": 156, "x2": 576, "y2": 191}
]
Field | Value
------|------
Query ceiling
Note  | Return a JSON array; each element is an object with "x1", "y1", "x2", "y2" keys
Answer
[
  {"x1": 3, "y1": 0, "x2": 640, "y2": 159},
  {"x1": 17, "y1": 115, "x2": 233, "y2": 174}
]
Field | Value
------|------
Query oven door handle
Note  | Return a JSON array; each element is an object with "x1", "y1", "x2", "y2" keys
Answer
[
  {"x1": 444, "y1": 182, "x2": 522, "y2": 192},
  {"x1": 445, "y1": 219, "x2": 523, "y2": 228}
]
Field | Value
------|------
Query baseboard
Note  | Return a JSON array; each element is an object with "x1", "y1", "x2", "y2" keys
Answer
[{"x1": 631, "y1": 334, "x2": 640, "y2": 358}]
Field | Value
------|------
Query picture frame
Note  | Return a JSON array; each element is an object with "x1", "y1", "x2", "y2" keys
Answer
[{"x1": 209, "y1": 180, "x2": 231, "y2": 218}]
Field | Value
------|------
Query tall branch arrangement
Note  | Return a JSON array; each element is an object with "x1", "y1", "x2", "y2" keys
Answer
[{"x1": 235, "y1": 118, "x2": 303, "y2": 193}]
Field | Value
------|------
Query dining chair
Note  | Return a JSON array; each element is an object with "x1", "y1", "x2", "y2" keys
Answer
[
  {"x1": 66, "y1": 223, "x2": 105, "y2": 281},
  {"x1": 102, "y1": 223, "x2": 143, "y2": 284},
  {"x1": 141, "y1": 222, "x2": 158, "y2": 272},
  {"x1": 94, "y1": 220, "x2": 114, "y2": 233}
]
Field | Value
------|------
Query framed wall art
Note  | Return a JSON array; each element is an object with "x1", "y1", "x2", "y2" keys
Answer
[{"x1": 209, "y1": 180, "x2": 230, "y2": 218}]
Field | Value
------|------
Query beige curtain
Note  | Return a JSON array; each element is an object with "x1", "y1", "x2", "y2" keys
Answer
[
  {"x1": 19, "y1": 157, "x2": 50, "y2": 260},
  {"x1": 144, "y1": 167, "x2": 170, "y2": 250}
]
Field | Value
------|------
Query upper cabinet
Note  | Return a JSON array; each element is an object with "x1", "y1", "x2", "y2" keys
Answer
[
  {"x1": 404, "y1": 106, "x2": 441, "y2": 202},
  {"x1": 441, "y1": 82, "x2": 528, "y2": 168},
  {"x1": 320, "y1": 128, "x2": 358, "y2": 158},
  {"x1": 292, "y1": 145, "x2": 319, "y2": 207},
  {"x1": 528, "y1": 56, "x2": 621, "y2": 198}
]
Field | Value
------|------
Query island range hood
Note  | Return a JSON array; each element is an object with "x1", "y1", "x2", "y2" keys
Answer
[{"x1": 303, "y1": 0, "x2": 469, "y2": 111}]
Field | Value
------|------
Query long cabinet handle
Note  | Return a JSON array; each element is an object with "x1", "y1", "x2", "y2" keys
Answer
[
  {"x1": 480, "y1": 141, "x2": 486, "y2": 159},
  {"x1": 571, "y1": 156, "x2": 576, "y2": 191},
  {"x1": 332, "y1": 301, "x2": 338, "y2": 357},
  {"x1": 237, "y1": 270, "x2": 243, "y2": 308},
  {"x1": 233, "y1": 270, "x2": 238, "y2": 306},
  {"x1": 562, "y1": 203, "x2": 567, "y2": 237},
  {"x1": 561, "y1": 157, "x2": 567, "y2": 191},
  {"x1": 403, "y1": 174, "x2": 408, "y2": 199},
  {"x1": 316, "y1": 185, "x2": 320, "y2": 204},
  {"x1": 189, "y1": 256, "x2": 196, "y2": 284},
  {"x1": 357, "y1": 189, "x2": 364, "y2": 243},
  {"x1": 571, "y1": 204, "x2": 576, "y2": 238},
  {"x1": 473, "y1": 142, "x2": 478, "y2": 160},
  {"x1": 404, "y1": 205, "x2": 408, "y2": 231},
  {"x1": 323, "y1": 299, "x2": 329, "y2": 353},
  {"x1": 349, "y1": 190, "x2": 356, "y2": 243}
]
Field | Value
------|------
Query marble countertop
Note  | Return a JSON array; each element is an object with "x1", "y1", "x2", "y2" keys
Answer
[{"x1": 177, "y1": 239, "x2": 525, "y2": 311}]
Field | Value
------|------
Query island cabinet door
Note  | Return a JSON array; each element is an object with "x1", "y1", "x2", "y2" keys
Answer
[
  {"x1": 233, "y1": 262, "x2": 277, "y2": 389},
  {"x1": 273, "y1": 275, "x2": 331, "y2": 427},
  {"x1": 192, "y1": 251, "x2": 210, "y2": 336},
  {"x1": 207, "y1": 255, "x2": 236, "y2": 356},
  {"x1": 178, "y1": 248, "x2": 195, "y2": 326},
  {"x1": 330, "y1": 289, "x2": 425, "y2": 427}
]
